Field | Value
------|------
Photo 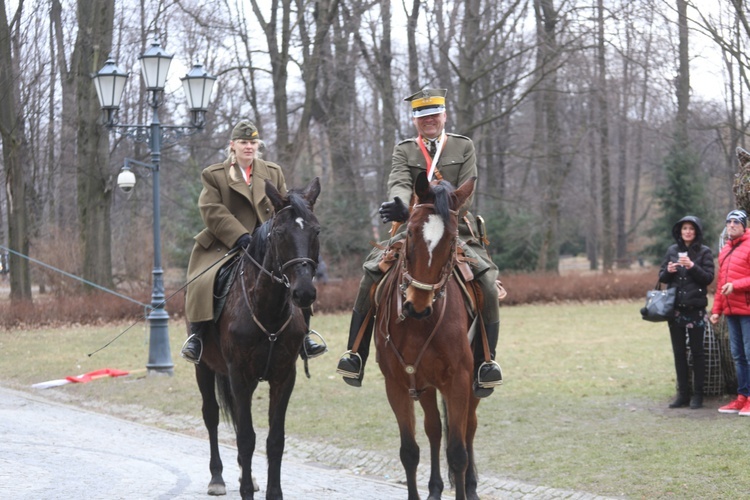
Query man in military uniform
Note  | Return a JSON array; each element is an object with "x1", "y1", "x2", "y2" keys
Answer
[
  {"x1": 182, "y1": 120, "x2": 326, "y2": 364},
  {"x1": 336, "y1": 89, "x2": 503, "y2": 397}
]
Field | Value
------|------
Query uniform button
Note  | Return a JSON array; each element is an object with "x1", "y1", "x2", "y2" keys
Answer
[{"x1": 266, "y1": 208, "x2": 270, "y2": 213}]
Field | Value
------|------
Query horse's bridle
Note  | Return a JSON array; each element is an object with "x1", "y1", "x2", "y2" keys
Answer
[
  {"x1": 242, "y1": 205, "x2": 318, "y2": 289},
  {"x1": 399, "y1": 203, "x2": 458, "y2": 301},
  {"x1": 236, "y1": 206, "x2": 319, "y2": 380}
]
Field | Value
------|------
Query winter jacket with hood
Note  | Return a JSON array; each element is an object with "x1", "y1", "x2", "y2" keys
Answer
[
  {"x1": 658, "y1": 215, "x2": 715, "y2": 310},
  {"x1": 712, "y1": 227, "x2": 750, "y2": 317}
]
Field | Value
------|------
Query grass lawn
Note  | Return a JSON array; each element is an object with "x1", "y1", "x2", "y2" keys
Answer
[{"x1": 0, "y1": 300, "x2": 744, "y2": 498}]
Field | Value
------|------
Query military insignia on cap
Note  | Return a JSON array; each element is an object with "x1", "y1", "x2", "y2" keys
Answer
[
  {"x1": 404, "y1": 88, "x2": 447, "y2": 118},
  {"x1": 231, "y1": 120, "x2": 260, "y2": 140}
]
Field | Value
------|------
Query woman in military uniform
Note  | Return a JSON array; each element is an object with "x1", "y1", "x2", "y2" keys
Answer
[
  {"x1": 336, "y1": 89, "x2": 503, "y2": 398},
  {"x1": 182, "y1": 120, "x2": 326, "y2": 364}
]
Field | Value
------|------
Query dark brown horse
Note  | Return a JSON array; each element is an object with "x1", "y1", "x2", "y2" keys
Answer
[
  {"x1": 374, "y1": 172, "x2": 481, "y2": 500},
  {"x1": 191, "y1": 177, "x2": 321, "y2": 499}
]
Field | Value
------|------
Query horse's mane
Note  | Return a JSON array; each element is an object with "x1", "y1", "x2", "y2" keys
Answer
[
  {"x1": 248, "y1": 220, "x2": 271, "y2": 263},
  {"x1": 431, "y1": 180, "x2": 455, "y2": 223}
]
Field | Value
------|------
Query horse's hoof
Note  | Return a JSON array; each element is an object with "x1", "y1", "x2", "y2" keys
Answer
[{"x1": 207, "y1": 482, "x2": 226, "y2": 496}]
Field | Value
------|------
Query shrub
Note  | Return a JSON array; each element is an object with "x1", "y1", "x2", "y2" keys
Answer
[{"x1": 0, "y1": 268, "x2": 675, "y2": 330}]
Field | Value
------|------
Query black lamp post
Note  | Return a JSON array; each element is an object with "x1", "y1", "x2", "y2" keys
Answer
[{"x1": 92, "y1": 40, "x2": 216, "y2": 375}]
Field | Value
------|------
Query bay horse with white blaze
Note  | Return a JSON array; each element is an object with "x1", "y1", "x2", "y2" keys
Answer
[
  {"x1": 191, "y1": 177, "x2": 321, "y2": 499},
  {"x1": 374, "y1": 172, "x2": 481, "y2": 500}
]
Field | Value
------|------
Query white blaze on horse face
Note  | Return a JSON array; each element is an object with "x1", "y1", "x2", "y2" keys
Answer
[
  {"x1": 422, "y1": 214, "x2": 445, "y2": 268},
  {"x1": 295, "y1": 217, "x2": 305, "y2": 230}
]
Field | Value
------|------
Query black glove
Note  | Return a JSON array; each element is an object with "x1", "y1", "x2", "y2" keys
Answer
[
  {"x1": 379, "y1": 197, "x2": 410, "y2": 223},
  {"x1": 235, "y1": 233, "x2": 252, "y2": 249}
]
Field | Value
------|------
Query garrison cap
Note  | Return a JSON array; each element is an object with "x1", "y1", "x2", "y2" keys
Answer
[
  {"x1": 231, "y1": 120, "x2": 260, "y2": 141},
  {"x1": 404, "y1": 88, "x2": 447, "y2": 118}
]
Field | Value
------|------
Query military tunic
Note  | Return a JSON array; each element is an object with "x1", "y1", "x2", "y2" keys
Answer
[
  {"x1": 185, "y1": 158, "x2": 287, "y2": 322},
  {"x1": 357, "y1": 133, "x2": 499, "y2": 323}
]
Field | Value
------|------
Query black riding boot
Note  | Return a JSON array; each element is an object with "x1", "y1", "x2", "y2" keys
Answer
[
  {"x1": 181, "y1": 322, "x2": 209, "y2": 365},
  {"x1": 336, "y1": 310, "x2": 374, "y2": 387},
  {"x1": 474, "y1": 320, "x2": 503, "y2": 398},
  {"x1": 300, "y1": 308, "x2": 327, "y2": 359}
]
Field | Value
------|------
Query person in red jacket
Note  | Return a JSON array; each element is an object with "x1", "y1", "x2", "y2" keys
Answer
[{"x1": 710, "y1": 209, "x2": 750, "y2": 415}]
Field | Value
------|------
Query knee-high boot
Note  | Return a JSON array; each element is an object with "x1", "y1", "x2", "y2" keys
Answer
[{"x1": 336, "y1": 310, "x2": 374, "y2": 387}]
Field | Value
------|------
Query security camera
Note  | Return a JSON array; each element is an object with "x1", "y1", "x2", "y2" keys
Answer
[{"x1": 117, "y1": 169, "x2": 136, "y2": 193}]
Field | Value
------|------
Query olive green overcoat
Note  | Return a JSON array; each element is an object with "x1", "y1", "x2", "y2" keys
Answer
[
  {"x1": 185, "y1": 158, "x2": 287, "y2": 322},
  {"x1": 358, "y1": 132, "x2": 499, "y2": 322}
]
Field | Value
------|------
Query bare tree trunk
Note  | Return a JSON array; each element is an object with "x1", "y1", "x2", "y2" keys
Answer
[
  {"x1": 405, "y1": 0, "x2": 421, "y2": 91},
  {"x1": 534, "y1": 0, "x2": 565, "y2": 273},
  {"x1": 616, "y1": 10, "x2": 631, "y2": 268},
  {"x1": 455, "y1": 0, "x2": 480, "y2": 133},
  {"x1": 352, "y1": 0, "x2": 398, "y2": 206},
  {"x1": 675, "y1": 0, "x2": 690, "y2": 150},
  {"x1": 0, "y1": 0, "x2": 31, "y2": 301},
  {"x1": 254, "y1": 0, "x2": 338, "y2": 172},
  {"x1": 74, "y1": 0, "x2": 115, "y2": 290},
  {"x1": 629, "y1": 17, "x2": 654, "y2": 236},
  {"x1": 597, "y1": 0, "x2": 614, "y2": 272},
  {"x1": 587, "y1": 98, "x2": 599, "y2": 271},
  {"x1": 51, "y1": 0, "x2": 78, "y2": 232}
]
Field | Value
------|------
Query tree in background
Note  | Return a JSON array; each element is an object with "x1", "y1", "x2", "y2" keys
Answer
[
  {"x1": 1, "y1": 0, "x2": 749, "y2": 301},
  {"x1": 648, "y1": 0, "x2": 710, "y2": 259},
  {"x1": 0, "y1": 0, "x2": 32, "y2": 301},
  {"x1": 74, "y1": 0, "x2": 116, "y2": 291}
]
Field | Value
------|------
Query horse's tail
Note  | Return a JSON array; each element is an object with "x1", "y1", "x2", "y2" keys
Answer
[{"x1": 215, "y1": 373, "x2": 238, "y2": 432}]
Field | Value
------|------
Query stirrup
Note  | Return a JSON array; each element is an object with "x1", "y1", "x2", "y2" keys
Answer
[
  {"x1": 303, "y1": 329, "x2": 328, "y2": 359},
  {"x1": 477, "y1": 360, "x2": 503, "y2": 389},
  {"x1": 336, "y1": 351, "x2": 363, "y2": 379},
  {"x1": 180, "y1": 334, "x2": 203, "y2": 365}
]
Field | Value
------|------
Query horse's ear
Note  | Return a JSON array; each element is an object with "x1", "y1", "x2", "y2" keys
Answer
[
  {"x1": 265, "y1": 179, "x2": 287, "y2": 212},
  {"x1": 453, "y1": 176, "x2": 476, "y2": 210},
  {"x1": 302, "y1": 177, "x2": 321, "y2": 207},
  {"x1": 414, "y1": 171, "x2": 431, "y2": 202}
]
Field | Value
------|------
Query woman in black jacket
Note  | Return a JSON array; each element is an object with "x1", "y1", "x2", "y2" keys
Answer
[{"x1": 658, "y1": 215, "x2": 715, "y2": 409}]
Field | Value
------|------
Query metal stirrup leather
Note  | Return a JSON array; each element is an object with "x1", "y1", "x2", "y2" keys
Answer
[{"x1": 350, "y1": 307, "x2": 374, "y2": 354}]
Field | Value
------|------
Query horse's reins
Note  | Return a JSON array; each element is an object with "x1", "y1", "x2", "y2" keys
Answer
[
  {"x1": 380, "y1": 270, "x2": 449, "y2": 400},
  {"x1": 380, "y1": 202, "x2": 457, "y2": 400},
  {"x1": 88, "y1": 246, "x2": 241, "y2": 357},
  {"x1": 237, "y1": 208, "x2": 318, "y2": 380}
]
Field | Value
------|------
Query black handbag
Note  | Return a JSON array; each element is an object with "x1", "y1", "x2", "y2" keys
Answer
[{"x1": 640, "y1": 281, "x2": 676, "y2": 322}]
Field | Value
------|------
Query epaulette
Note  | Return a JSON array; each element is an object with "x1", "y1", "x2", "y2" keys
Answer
[
  {"x1": 446, "y1": 132, "x2": 470, "y2": 141},
  {"x1": 398, "y1": 138, "x2": 418, "y2": 146}
]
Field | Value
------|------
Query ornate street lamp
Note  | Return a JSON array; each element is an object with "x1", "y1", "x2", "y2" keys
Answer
[
  {"x1": 181, "y1": 64, "x2": 216, "y2": 128},
  {"x1": 91, "y1": 57, "x2": 128, "y2": 125},
  {"x1": 92, "y1": 39, "x2": 216, "y2": 375}
]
